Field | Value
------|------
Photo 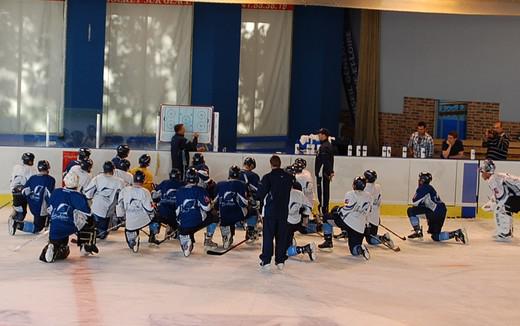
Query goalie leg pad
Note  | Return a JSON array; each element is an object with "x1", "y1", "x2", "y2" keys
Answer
[{"x1": 495, "y1": 209, "x2": 513, "y2": 237}]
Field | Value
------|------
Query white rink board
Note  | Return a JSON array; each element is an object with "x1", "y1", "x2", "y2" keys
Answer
[{"x1": 0, "y1": 146, "x2": 490, "y2": 207}]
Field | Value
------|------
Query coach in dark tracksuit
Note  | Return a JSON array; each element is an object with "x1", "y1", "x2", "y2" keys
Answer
[
  {"x1": 315, "y1": 128, "x2": 335, "y2": 215},
  {"x1": 170, "y1": 124, "x2": 198, "y2": 179},
  {"x1": 256, "y1": 155, "x2": 294, "y2": 268}
]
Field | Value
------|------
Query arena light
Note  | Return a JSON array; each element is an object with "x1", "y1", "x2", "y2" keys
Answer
[{"x1": 190, "y1": 0, "x2": 520, "y2": 16}]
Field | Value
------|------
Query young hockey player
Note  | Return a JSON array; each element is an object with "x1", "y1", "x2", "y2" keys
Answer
[
  {"x1": 84, "y1": 161, "x2": 125, "y2": 239},
  {"x1": 69, "y1": 158, "x2": 93, "y2": 193},
  {"x1": 9, "y1": 152, "x2": 37, "y2": 227},
  {"x1": 294, "y1": 158, "x2": 314, "y2": 208},
  {"x1": 318, "y1": 177, "x2": 371, "y2": 260},
  {"x1": 363, "y1": 170, "x2": 396, "y2": 250},
  {"x1": 240, "y1": 157, "x2": 261, "y2": 242},
  {"x1": 152, "y1": 168, "x2": 186, "y2": 240},
  {"x1": 9, "y1": 160, "x2": 56, "y2": 235},
  {"x1": 407, "y1": 172, "x2": 467, "y2": 243},
  {"x1": 215, "y1": 166, "x2": 249, "y2": 249},
  {"x1": 64, "y1": 147, "x2": 91, "y2": 173},
  {"x1": 39, "y1": 173, "x2": 98, "y2": 263},
  {"x1": 112, "y1": 144, "x2": 130, "y2": 170},
  {"x1": 113, "y1": 158, "x2": 133, "y2": 186},
  {"x1": 480, "y1": 159, "x2": 520, "y2": 241},
  {"x1": 117, "y1": 171, "x2": 157, "y2": 252},
  {"x1": 175, "y1": 168, "x2": 219, "y2": 257},
  {"x1": 130, "y1": 154, "x2": 154, "y2": 192},
  {"x1": 286, "y1": 180, "x2": 317, "y2": 261}
]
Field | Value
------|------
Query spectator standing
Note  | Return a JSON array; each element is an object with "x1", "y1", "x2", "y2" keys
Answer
[
  {"x1": 483, "y1": 121, "x2": 509, "y2": 161},
  {"x1": 170, "y1": 124, "x2": 199, "y2": 179},
  {"x1": 408, "y1": 122, "x2": 434, "y2": 158},
  {"x1": 441, "y1": 131, "x2": 464, "y2": 159}
]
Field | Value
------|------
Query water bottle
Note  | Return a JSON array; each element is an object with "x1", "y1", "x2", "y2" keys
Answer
[
  {"x1": 470, "y1": 149, "x2": 476, "y2": 160},
  {"x1": 347, "y1": 145, "x2": 353, "y2": 157},
  {"x1": 402, "y1": 146, "x2": 407, "y2": 158},
  {"x1": 420, "y1": 147, "x2": 426, "y2": 159},
  {"x1": 382, "y1": 146, "x2": 387, "y2": 157},
  {"x1": 356, "y1": 145, "x2": 361, "y2": 157},
  {"x1": 362, "y1": 145, "x2": 368, "y2": 157},
  {"x1": 386, "y1": 146, "x2": 392, "y2": 158}
]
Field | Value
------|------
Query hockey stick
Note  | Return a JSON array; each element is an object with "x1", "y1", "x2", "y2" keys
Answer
[
  {"x1": 379, "y1": 223, "x2": 406, "y2": 241},
  {"x1": 11, "y1": 230, "x2": 49, "y2": 252},
  {"x1": 70, "y1": 221, "x2": 126, "y2": 244},
  {"x1": 369, "y1": 234, "x2": 400, "y2": 252},
  {"x1": 206, "y1": 238, "x2": 248, "y2": 256}
]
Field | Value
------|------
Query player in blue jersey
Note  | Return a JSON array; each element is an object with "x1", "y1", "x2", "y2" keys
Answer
[
  {"x1": 9, "y1": 160, "x2": 56, "y2": 235},
  {"x1": 215, "y1": 166, "x2": 249, "y2": 249},
  {"x1": 152, "y1": 168, "x2": 186, "y2": 240},
  {"x1": 39, "y1": 173, "x2": 98, "y2": 263},
  {"x1": 239, "y1": 157, "x2": 261, "y2": 242},
  {"x1": 407, "y1": 172, "x2": 467, "y2": 243},
  {"x1": 63, "y1": 147, "x2": 91, "y2": 174},
  {"x1": 175, "y1": 168, "x2": 219, "y2": 257}
]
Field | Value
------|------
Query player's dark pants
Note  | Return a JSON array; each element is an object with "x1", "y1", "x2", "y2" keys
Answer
[
  {"x1": 94, "y1": 214, "x2": 110, "y2": 239},
  {"x1": 286, "y1": 222, "x2": 301, "y2": 249},
  {"x1": 365, "y1": 223, "x2": 382, "y2": 245},
  {"x1": 18, "y1": 215, "x2": 48, "y2": 234},
  {"x1": 178, "y1": 213, "x2": 219, "y2": 236},
  {"x1": 324, "y1": 213, "x2": 364, "y2": 255},
  {"x1": 316, "y1": 176, "x2": 330, "y2": 214},
  {"x1": 260, "y1": 215, "x2": 288, "y2": 265},
  {"x1": 407, "y1": 205, "x2": 447, "y2": 241}
]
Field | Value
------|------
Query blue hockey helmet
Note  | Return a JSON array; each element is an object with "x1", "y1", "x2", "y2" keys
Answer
[
  {"x1": 78, "y1": 147, "x2": 91, "y2": 161},
  {"x1": 353, "y1": 176, "x2": 366, "y2": 191},
  {"x1": 80, "y1": 159, "x2": 93, "y2": 173},
  {"x1": 364, "y1": 170, "x2": 378, "y2": 183},
  {"x1": 139, "y1": 154, "x2": 151, "y2": 167},
  {"x1": 117, "y1": 144, "x2": 130, "y2": 158},
  {"x1": 243, "y1": 157, "x2": 256, "y2": 169},
  {"x1": 133, "y1": 170, "x2": 146, "y2": 184},
  {"x1": 37, "y1": 160, "x2": 50, "y2": 172},
  {"x1": 418, "y1": 172, "x2": 433, "y2": 185},
  {"x1": 229, "y1": 165, "x2": 241, "y2": 179},
  {"x1": 169, "y1": 168, "x2": 182, "y2": 181},
  {"x1": 22, "y1": 152, "x2": 35, "y2": 166},
  {"x1": 185, "y1": 167, "x2": 200, "y2": 184},
  {"x1": 119, "y1": 159, "x2": 131, "y2": 172}
]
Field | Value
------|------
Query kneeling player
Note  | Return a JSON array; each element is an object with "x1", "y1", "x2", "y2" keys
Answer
[
  {"x1": 117, "y1": 171, "x2": 157, "y2": 252},
  {"x1": 319, "y1": 177, "x2": 371, "y2": 260},
  {"x1": 130, "y1": 154, "x2": 154, "y2": 192},
  {"x1": 239, "y1": 157, "x2": 261, "y2": 242},
  {"x1": 407, "y1": 172, "x2": 467, "y2": 243},
  {"x1": 363, "y1": 170, "x2": 396, "y2": 250},
  {"x1": 152, "y1": 168, "x2": 185, "y2": 240},
  {"x1": 8, "y1": 152, "x2": 37, "y2": 233},
  {"x1": 9, "y1": 161, "x2": 56, "y2": 235},
  {"x1": 40, "y1": 173, "x2": 98, "y2": 263},
  {"x1": 175, "y1": 168, "x2": 219, "y2": 257},
  {"x1": 286, "y1": 181, "x2": 316, "y2": 261},
  {"x1": 69, "y1": 158, "x2": 93, "y2": 193},
  {"x1": 480, "y1": 159, "x2": 520, "y2": 241},
  {"x1": 215, "y1": 166, "x2": 249, "y2": 249}
]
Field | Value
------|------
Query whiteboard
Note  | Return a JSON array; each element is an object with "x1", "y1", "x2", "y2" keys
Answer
[{"x1": 159, "y1": 105, "x2": 213, "y2": 143}]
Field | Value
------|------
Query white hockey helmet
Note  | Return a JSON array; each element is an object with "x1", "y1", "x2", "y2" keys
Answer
[
  {"x1": 64, "y1": 172, "x2": 79, "y2": 189},
  {"x1": 480, "y1": 159, "x2": 496, "y2": 174}
]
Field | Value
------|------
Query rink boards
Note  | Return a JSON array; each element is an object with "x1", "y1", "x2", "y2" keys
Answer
[{"x1": 0, "y1": 146, "x2": 519, "y2": 217}]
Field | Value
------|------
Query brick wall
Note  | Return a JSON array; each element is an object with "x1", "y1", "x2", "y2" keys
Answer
[{"x1": 379, "y1": 97, "x2": 519, "y2": 156}]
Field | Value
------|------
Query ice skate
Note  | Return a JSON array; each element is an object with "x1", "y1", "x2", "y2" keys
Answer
[
  {"x1": 180, "y1": 235, "x2": 193, "y2": 257},
  {"x1": 454, "y1": 228, "x2": 468, "y2": 244},
  {"x1": 496, "y1": 232, "x2": 512, "y2": 242},
  {"x1": 245, "y1": 227, "x2": 257, "y2": 244},
  {"x1": 45, "y1": 244, "x2": 55, "y2": 263},
  {"x1": 148, "y1": 233, "x2": 161, "y2": 245},
  {"x1": 7, "y1": 216, "x2": 17, "y2": 236},
  {"x1": 204, "y1": 233, "x2": 218, "y2": 250},
  {"x1": 360, "y1": 244, "x2": 370, "y2": 260},
  {"x1": 380, "y1": 233, "x2": 398, "y2": 251},
  {"x1": 407, "y1": 227, "x2": 423, "y2": 240},
  {"x1": 303, "y1": 242, "x2": 317, "y2": 261},
  {"x1": 259, "y1": 260, "x2": 271, "y2": 272},
  {"x1": 276, "y1": 263, "x2": 284, "y2": 271},
  {"x1": 318, "y1": 235, "x2": 333, "y2": 251}
]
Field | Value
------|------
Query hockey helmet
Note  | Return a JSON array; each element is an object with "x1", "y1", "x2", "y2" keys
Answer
[
  {"x1": 169, "y1": 168, "x2": 182, "y2": 181},
  {"x1": 294, "y1": 158, "x2": 307, "y2": 169},
  {"x1": 119, "y1": 159, "x2": 131, "y2": 172},
  {"x1": 133, "y1": 170, "x2": 146, "y2": 184},
  {"x1": 243, "y1": 157, "x2": 256, "y2": 170},
  {"x1": 78, "y1": 147, "x2": 91, "y2": 161},
  {"x1": 185, "y1": 167, "x2": 200, "y2": 184},
  {"x1": 37, "y1": 160, "x2": 50, "y2": 172},
  {"x1": 63, "y1": 172, "x2": 79, "y2": 189},
  {"x1": 229, "y1": 165, "x2": 241, "y2": 179},
  {"x1": 418, "y1": 172, "x2": 433, "y2": 185},
  {"x1": 139, "y1": 154, "x2": 151, "y2": 167},
  {"x1": 192, "y1": 153, "x2": 205, "y2": 166},
  {"x1": 103, "y1": 161, "x2": 115, "y2": 174},
  {"x1": 353, "y1": 176, "x2": 367, "y2": 191},
  {"x1": 117, "y1": 144, "x2": 130, "y2": 158},
  {"x1": 480, "y1": 159, "x2": 496, "y2": 174},
  {"x1": 22, "y1": 152, "x2": 35, "y2": 166},
  {"x1": 80, "y1": 159, "x2": 93, "y2": 173},
  {"x1": 364, "y1": 170, "x2": 378, "y2": 183}
]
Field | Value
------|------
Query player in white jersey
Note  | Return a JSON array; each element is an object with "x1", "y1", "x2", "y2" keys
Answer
[
  {"x1": 319, "y1": 177, "x2": 372, "y2": 260},
  {"x1": 363, "y1": 170, "x2": 396, "y2": 250},
  {"x1": 84, "y1": 161, "x2": 125, "y2": 239},
  {"x1": 293, "y1": 158, "x2": 315, "y2": 208},
  {"x1": 9, "y1": 152, "x2": 37, "y2": 223},
  {"x1": 113, "y1": 158, "x2": 133, "y2": 186},
  {"x1": 480, "y1": 159, "x2": 520, "y2": 241},
  {"x1": 117, "y1": 171, "x2": 156, "y2": 252},
  {"x1": 69, "y1": 159, "x2": 93, "y2": 193}
]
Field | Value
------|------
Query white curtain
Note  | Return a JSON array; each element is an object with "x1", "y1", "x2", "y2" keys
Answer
[
  {"x1": 103, "y1": 2, "x2": 193, "y2": 136},
  {"x1": 237, "y1": 8, "x2": 293, "y2": 137},
  {"x1": 0, "y1": 0, "x2": 65, "y2": 134}
]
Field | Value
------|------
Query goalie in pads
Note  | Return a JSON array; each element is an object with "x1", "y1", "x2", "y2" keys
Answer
[
  {"x1": 40, "y1": 173, "x2": 98, "y2": 263},
  {"x1": 480, "y1": 159, "x2": 520, "y2": 241}
]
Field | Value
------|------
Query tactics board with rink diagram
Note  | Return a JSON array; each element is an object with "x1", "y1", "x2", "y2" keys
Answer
[{"x1": 160, "y1": 105, "x2": 214, "y2": 144}]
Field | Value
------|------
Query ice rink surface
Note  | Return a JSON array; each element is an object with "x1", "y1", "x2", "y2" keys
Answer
[{"x1": 1, "y1": 208, "x2": 520, "y2": 326}]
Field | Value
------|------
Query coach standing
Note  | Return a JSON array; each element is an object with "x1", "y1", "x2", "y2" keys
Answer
[
  {"x1": 256, "y1": 155, "x2": 294, "y2": 270},
  {"x1": 170, "y1": 124, "x2": 199, "y2": 178},
  {"x1": 315, "y1": 128, "x2": 334, "y2": 216}
]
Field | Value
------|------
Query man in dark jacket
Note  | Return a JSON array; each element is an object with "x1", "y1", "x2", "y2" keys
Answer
[
  {"x1": 255, "y1": 155, "x2": 294, "y2": 271},
  {"x1": 170, "y1": 124, "x2": 199, "y2": 179},
  {"x1": 315, "y1": 128, "x2": 334, "y2": 216}
]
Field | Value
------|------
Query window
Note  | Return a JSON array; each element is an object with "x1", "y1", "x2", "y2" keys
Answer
[
  {"x1": 435, "y1": 101, "x2": 467, "y2": 139},
  {"x1": 103, "y1": 1, "x2": 193, "y2": 136},
  {"x1": 237, "y1": 6, "x2": 293, "y2": 137},
  {"x1": 0, "y1": 0, "x2": 65, "y2": 135}
]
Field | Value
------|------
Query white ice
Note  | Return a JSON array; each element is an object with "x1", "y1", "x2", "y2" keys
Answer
[{"x1": 0, "y1": 208, "x2": 519, "y2": 326}]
